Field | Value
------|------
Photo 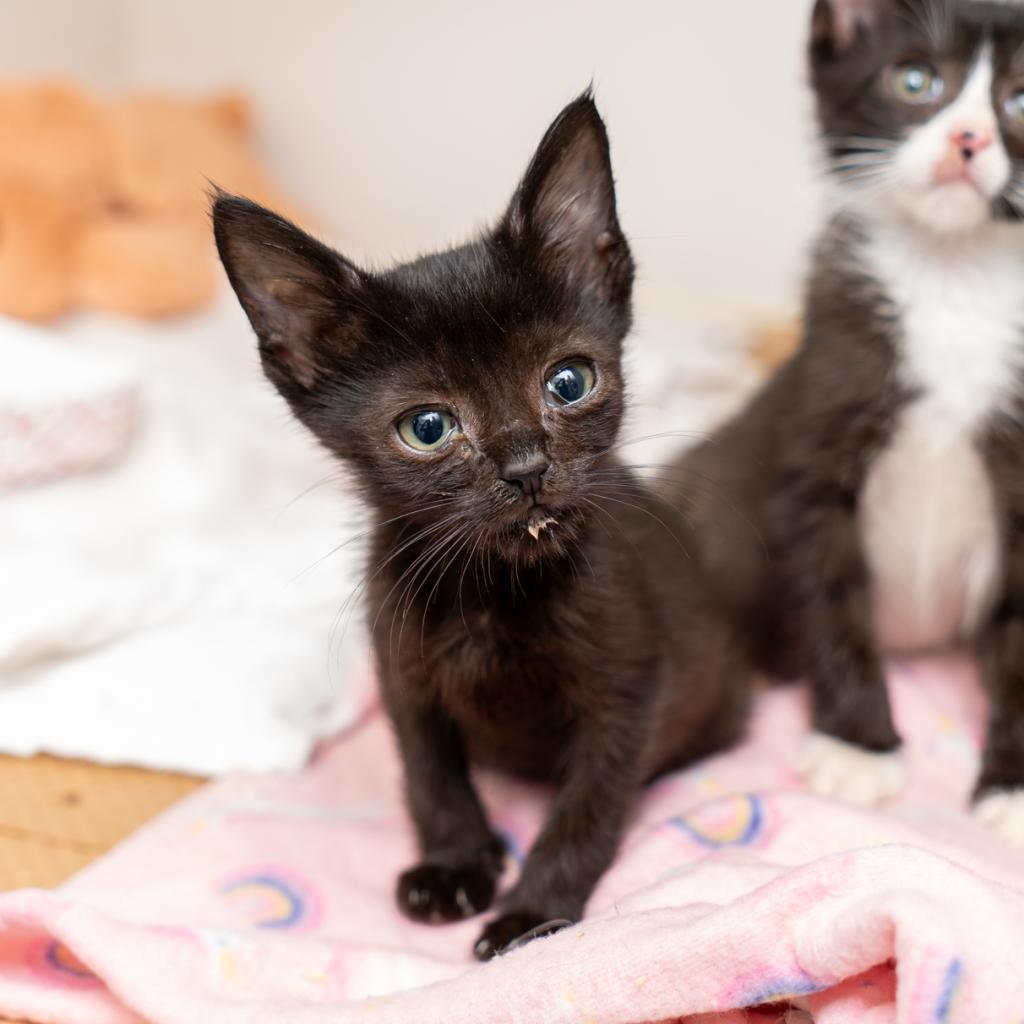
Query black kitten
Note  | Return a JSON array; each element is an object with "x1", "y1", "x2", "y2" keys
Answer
[
  {"x1": 214, "y1": 93, "x2": 749, "y2": 957},
  {"x1": 676, "y1": 0, "x2": 1024, "y2": 832}
]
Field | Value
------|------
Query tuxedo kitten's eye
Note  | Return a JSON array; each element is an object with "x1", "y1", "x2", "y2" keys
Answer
[
  {"x1": 889, "y1": 63, "x2": 943, "y2": 105},
  {"x1": 545, "y1": 361, "x2": 596, "y2": 406},
  {"x1": 1004, "y1": 90, "x2": 1024, "y2": 123},
  {"x1": 398, "y1": 409, "x2": 458, "y2": 452}
]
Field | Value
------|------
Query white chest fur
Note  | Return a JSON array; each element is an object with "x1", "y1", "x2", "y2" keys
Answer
[{"x1": 858, "y1": 223, "x2": 1024, "y2": 652}]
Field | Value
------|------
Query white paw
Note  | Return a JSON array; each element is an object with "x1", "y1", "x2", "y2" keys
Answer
[
  {"x1": 797, "y1": 732, "x2": 906, "y2": 806},
  {"x1": 974, "y1": 790, "x2": 1024, "y2": 846}
]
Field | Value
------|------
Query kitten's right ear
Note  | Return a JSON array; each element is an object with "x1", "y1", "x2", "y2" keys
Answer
[
  {"x1": 212, "y1": 194, "x2": 364, "y2": 393},
  {"x1": 812, "y1": 0, "x2": 885, "y2": 53},
  {"x1": 503, "y1": 92, "x2": 633, "y2": 308}
]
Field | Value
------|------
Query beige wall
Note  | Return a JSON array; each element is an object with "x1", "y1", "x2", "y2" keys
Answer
[
  {"x1": 9, "y1": 1, "x2": 823, "y2": 324},
  {"x1": 1, "y1": 0, "x2": 122, "y2": 84}
]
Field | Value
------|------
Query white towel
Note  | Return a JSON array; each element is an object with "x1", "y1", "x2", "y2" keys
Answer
[
  {"x1": 0, "y1": 296, "x2": 369, "y2": 775},
  {"x1": 0, "y1": 317, "x2": 140, "y2": 491}
]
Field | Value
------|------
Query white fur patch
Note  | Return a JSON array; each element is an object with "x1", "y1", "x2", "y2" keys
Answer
[
  {"x1": 858, "y1": 220, "x2": 1024, "y2": 652},
  {"x1": 797, "y1": 732, "x2": 907, "y2": 806},
  {"x1": 889, "y1": 47, "x2": 1011, "y2": 233},
  {"x1": 974, "y1": 790, "x2": 1024, "y2": 846}
]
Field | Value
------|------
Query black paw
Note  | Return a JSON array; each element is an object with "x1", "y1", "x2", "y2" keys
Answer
[
  {"x1": 473, "y1": 911, "x2": 572, "y2": 961},
  {"x1": 397, "y1": 863, "x2": 497, "y2": 924}
]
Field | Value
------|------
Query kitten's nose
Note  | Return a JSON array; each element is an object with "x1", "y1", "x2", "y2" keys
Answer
[
  {"x1": 951, "y1": 128, "x2": 992, "y2": 161},
  {"x1": 502, "y1": 454, "x2": 550, "y2": 500}
]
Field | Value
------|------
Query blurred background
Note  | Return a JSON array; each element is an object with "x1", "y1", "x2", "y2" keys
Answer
[
  {"x1": 3, "y1": 0, "x2": 820, "y2": 320},
  {"x1": 0, "y1": 1, "x2": 817, "y2": 883}
]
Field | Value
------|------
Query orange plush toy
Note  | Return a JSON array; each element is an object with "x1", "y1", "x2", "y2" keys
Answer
[{"x1": 0, "y1": 82, "x2": 299, "y2": 322}]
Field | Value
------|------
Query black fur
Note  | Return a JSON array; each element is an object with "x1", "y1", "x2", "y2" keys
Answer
[{"x1": 214, "y1": 93, "x2": 749, "y2": 959}]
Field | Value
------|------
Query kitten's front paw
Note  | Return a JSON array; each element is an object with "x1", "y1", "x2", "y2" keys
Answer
[
  {"x1": 397, "y1": 863, "x2": 497, "y2": 924},
  {"x1": 974, "y1": 790, "x2": 1024, "y2": 846},
  {"x1": 797, "y1": 732, "x2": 906, "y2": 806},
  {"x1": 473, "y1": 912, "x2": 571, "y2": 961}
]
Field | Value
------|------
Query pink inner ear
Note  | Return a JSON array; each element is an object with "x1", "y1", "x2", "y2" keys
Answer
[
  {"x1": 266, "y1": 336, "x2": 319, "y2": 389},
  {"x1": 831, "y1": 0, "x2": 880, "y2": 50}
]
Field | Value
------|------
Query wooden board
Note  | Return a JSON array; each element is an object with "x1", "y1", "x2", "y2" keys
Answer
[{"x1": 0, "y1": 754, "x2": 205, "y2": 1023}]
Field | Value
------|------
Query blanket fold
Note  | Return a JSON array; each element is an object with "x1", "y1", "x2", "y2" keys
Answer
[{"x1": 0, "y1": 656, "x2": 1020, "y2": 1023}]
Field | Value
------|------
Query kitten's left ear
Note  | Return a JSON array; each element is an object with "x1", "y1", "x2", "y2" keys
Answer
[
  {"x1": 812, "y1": 0, "x2": 886, "y2": 53},
  {"x1": 504, "y1": 92, "x2": 633, "y2": 306},
  {"x1": 213, "y1": 194, "x2": 366, "y2": 398}
]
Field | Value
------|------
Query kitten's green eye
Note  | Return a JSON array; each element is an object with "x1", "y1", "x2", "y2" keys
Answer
[
  {"x1": 1005, "y1": 90, "x2": 1024, "y2": 122},
  {"x1": 545, "y1": 361, "x2": 596, "y2": 406},
  {"x1": 890, "y1": 63, "x2": 943, "y2": 105},
  {"x1": 397, "y1": 409, "x2": 457, "y2": 452}
]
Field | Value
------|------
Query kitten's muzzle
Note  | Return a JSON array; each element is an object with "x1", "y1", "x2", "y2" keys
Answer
[
  {"x1": 501, "y1": 454, "x2": 551, "y2": 501},
  {"x1": 950, "y1": 127, "x2": 991, "y2": 162}
]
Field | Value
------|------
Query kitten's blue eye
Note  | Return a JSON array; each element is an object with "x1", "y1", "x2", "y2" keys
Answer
[
  {"x1": 890, "y1": 63, "x2": 943, "y2": 105},
  {"x1": 1004, "y1": 90, "x2": 1024, "y2": 122},
  {"x1": 397, "y1": 409, "x2": 457, "y2": 452},
  {"x1": 545, "y1": 361, "x2": 596, "y2": 406}
]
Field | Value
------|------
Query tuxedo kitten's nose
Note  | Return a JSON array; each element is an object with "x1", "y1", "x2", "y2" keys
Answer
[
  {"x1": 503, "y1": 455, "x2": 550, "y2": 499},
  {"x1": 951, "y1": 128, "x2": 992, "y2": 161}
]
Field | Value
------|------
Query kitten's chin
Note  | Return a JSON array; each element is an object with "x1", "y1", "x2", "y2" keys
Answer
[
  {"x1": 902, "y1": 183, "x2": 995, "y2": 236},
  {"x1": 487, "y1": 505, "x2": 586, "y2": 566},
  {"x1": 861, "y1": 180, "x2": 1000, "y2": 237}
]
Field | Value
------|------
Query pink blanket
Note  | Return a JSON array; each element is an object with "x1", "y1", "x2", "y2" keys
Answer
[{"x1": 1, "y1": 655, "x2": 1022, "y2": 1023}]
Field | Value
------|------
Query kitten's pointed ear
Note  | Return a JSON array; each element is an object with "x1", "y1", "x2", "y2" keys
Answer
[
  {"x1": 213, "y1": 194, "x2": 364, "y2": 393},
  {"x1": 812, "y1": 0, "x2": 885, "y2": 52},
  {"x1": 505, "y1": 92, "x2": 633, "y2": 306}
]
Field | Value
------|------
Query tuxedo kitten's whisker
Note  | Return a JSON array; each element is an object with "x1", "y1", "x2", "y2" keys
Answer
[
  {"x1": 830, "y1": 147, "x2": 896, "y2": 159},
  {"x1": 831, "y1": 156, "x2": 892, "y2": 170},
  {"x1": 830, "y1": 161, "x2": 892, "y2": 179},
  {"x1": 832, "y1": 175, "x2": 890, "y2": 193},
  {"x1": 1005, "y1": 189, "x2": 1024, "y2": 211},
  {"x1": 831, "y1": 158, "x2": 893, "y2": 173},
  {"x1": 826, "y1": 136, "x2": 898, "y2": 152}
]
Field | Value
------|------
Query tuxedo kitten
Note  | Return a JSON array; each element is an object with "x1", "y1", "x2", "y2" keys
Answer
[
  {"x1": 213, "y1": 94, "x2": 749, "y2": 958},
  {"x1": 678, "y1": 0, "x2": 1024, "y2": 837}
]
